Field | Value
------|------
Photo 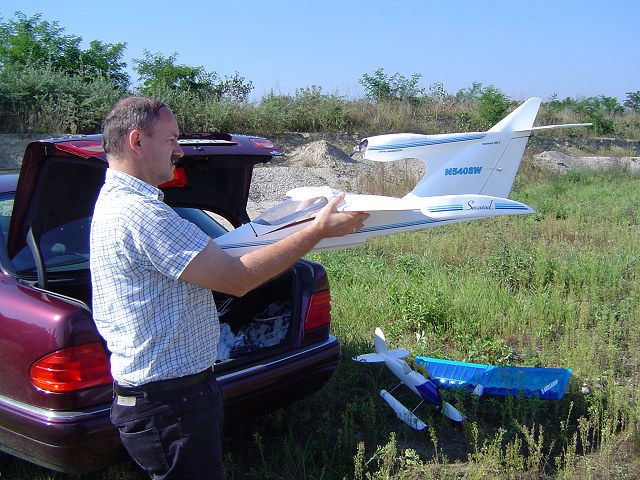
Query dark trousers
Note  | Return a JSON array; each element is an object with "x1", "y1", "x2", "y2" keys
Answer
[{"x1": 110, "y1": 374, "x2": 224, "y2": 480}]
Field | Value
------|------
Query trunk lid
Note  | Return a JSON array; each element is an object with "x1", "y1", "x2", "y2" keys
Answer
[{"x1": 7, "y1": 133, "x2": 283, "y2": 266}]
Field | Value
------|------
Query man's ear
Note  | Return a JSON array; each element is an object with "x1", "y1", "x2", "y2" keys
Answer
[{"x1": 129, "y1": 130, "x2": 143, "y2": 153}]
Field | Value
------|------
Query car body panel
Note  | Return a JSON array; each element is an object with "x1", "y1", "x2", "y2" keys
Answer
[{"x1": 0, "y1": 335, "x2": 339, "y2": 474}]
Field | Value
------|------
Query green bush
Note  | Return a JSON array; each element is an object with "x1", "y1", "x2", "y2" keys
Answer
[{"x1": 0, "y1": 64, "x2": 123, "y2": 133}]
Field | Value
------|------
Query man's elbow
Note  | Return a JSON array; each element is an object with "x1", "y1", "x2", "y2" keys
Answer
[{"x1": 219, "y1": 282, "x2": 251, "y2": 298}]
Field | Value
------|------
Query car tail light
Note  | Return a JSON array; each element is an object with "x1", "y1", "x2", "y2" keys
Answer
[
  {"x1": 250, "y1": 138, "x2": 278, "y2": 150},
  {"x1": 158, "y1": 167, "x2": 188, "y2": 188},
  {"x1": 304, "y1": 290, "x2": 332, "y2": 331},
  {"x1": 55, "y1": 139, "x2": 105, "y2": 158},
  {"x1": 30, "y1": 342, "x2": 113, "y2": 393}
]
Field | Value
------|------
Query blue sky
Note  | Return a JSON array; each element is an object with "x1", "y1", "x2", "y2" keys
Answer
[{"x1": 2, "y1": 0, "x2": 637, "y2": 102}]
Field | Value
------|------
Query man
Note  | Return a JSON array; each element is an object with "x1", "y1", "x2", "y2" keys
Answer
[{"x1": 90, "y1": 96, "x2": 368, "y2": 479}]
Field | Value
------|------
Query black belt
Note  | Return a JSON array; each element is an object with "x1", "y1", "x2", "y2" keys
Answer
[{"x1": 114, "y1": 369, "x2": 211, "y2": 397}]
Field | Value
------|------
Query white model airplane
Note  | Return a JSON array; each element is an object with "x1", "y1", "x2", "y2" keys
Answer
[
  {"x1": 214, "y1": 98, "x2": 589, "y2": 256},
  {"x1": 353, "y1": 327, "x2": 463, "y2": 430}
]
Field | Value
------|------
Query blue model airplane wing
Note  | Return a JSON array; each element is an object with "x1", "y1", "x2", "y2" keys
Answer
[{"x1": 414, "y1": 357, "x2": 571, "y2": 400}]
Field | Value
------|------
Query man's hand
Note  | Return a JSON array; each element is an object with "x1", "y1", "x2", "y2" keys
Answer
[{"x1": 309, "y1": 192, "x2": 369, "y2": 239}]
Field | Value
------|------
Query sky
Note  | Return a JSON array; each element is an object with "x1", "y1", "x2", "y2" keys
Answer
[{"x1": 2, "y1": 0, "x2": 638, "y2": 103}]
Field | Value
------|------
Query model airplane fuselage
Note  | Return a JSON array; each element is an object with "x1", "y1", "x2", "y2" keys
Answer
[
  {"x1": 214, "y1": 98, "x2": 589, "y2": 256},
  {"x1": 215, "y1": 191, "x2": 533, "y2": 256}
]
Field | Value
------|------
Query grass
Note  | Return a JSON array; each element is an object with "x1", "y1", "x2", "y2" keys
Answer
[{"x1": 2, "y1": 164, "x2": 639, "y2": 479}]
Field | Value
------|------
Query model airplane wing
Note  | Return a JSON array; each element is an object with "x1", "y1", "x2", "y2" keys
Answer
[
  {"x1": 285, "y1": 188, "x2": 533, "y2": 217},
  {"x1": 414, "y1": 356, "x2": 572, "y2": 400},
  {"x1": 214, "y1": 189, "x2": 534, "y2": 257}
]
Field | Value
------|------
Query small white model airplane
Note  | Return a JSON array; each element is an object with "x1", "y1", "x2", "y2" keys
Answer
[
  {"x1": 214, "y1": 98, "x2": 589, "y2": 256},
  {"x1": 353, "y1": 327, "x2": 463, "y2": 430}
]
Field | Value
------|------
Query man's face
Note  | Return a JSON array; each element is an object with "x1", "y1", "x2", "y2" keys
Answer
[{"x1": 139, "y1": 107, "x2": 184, "y2": 185}]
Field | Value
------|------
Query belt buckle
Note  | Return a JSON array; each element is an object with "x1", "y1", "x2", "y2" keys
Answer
[{"x1": 116, "y1": 394, "x2": 137, "y2": 406}]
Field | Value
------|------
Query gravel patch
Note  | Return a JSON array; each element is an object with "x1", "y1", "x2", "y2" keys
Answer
[{"x1": 532, "y1": 150, "x2": 640, "y2": 173}]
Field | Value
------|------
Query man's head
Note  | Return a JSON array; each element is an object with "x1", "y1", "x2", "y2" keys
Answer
[
  {"x1": 102, "y1": 97, "x2": 168, "y2": 156},
  {"x1": 102, "y1": 97, "x2": 183, "y2": 185}
]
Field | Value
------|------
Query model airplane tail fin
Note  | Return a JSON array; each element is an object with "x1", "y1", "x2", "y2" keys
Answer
[
  {"x1": 410, "y1": 99, "x2": 591, "y2": 199},
  {"x1": 405, "y1": 99, "x2": 544, "y2": 199},
  {"x1": 374, "y1": 327, "x2": 387, "y2": 353},
  {"x1": 357, "y1": 98, "x2": 590, "y2": 200},
  {"x1": 487, "y1": 98, "x2": 542, "y2": 133}
]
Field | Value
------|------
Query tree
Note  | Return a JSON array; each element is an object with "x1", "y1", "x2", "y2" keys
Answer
[
  {"x1": 134, "y1": 50, "x2": 215, "y2": 94},
  {"x1": 597, "y1": 95, "x2": 624, "y2": 115},
  {"x1": 79, "y1": 40, "x2": 129, "y2": 90},
  {"x1": 0, "y1": 12, "x2": 129, "y2": 89},
  {"x1": 0, "y1": 12, "x2": 78, "y2": 70},
  {"x1": 359, "y1": 68, "x2": 425, "y2": 103},
  {"x1": 455, "y1": 81, "x2": 484, "y2": 104},
  {"x1": 210, "y1": 71, "x2": 253, "y2": 103},
  {"x1": 477, "y1": 85, "x2": 510, "y2": 127},
  {"x1": 133, "y1": 50, "x2": 253, "y2": 102},
  {"x1": 624, "y1": 91, "x2": 640, "y2": 113}
]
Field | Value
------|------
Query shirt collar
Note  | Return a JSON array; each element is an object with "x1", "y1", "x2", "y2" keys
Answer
[{"x1": 106, "y1": 168, "x2": 165, "y2": 201}]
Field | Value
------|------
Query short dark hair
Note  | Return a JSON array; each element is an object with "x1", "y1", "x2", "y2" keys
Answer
[{"x1": 102, "y1": 97, "x2": 169, "y2": 155}]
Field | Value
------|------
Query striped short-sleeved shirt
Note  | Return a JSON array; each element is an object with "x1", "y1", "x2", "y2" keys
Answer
[{"x1": 90, "y1": 168, "x2": 219, "y2": 386}]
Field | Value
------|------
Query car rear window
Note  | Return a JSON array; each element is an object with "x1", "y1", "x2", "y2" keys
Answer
[
  {"x1": 8, "y1": 208, "x2": 92, "y2": 275},
  {"x1": 0, "y1": 194, "x2": 14, "y2": 268},
  {"x1": 0, "y1": 197, "x2": 228, "y2": 277}
]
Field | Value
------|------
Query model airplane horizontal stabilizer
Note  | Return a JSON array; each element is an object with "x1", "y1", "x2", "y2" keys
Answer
[
  {"x1": 414, "y1": 357, "x2": 572, "y2": 400},
  {"x1": 354, "y1": 349, "x2": 410, "y2": 363}
]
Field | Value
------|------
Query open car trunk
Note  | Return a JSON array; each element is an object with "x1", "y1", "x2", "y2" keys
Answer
[{"x1": 6, "y1": 134, "x2": 306, "y2": 366}]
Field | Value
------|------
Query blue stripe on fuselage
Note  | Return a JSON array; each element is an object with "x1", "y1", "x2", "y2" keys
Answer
[{"x1": 367, "y1": 133, "x2": 486, "y2": 151}]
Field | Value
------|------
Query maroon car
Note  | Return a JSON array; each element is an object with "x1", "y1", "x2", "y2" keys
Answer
[{"x1": 0, "y1": 133, "x2": 340, "y2": 473}]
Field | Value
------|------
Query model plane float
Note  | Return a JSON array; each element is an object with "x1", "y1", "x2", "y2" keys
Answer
[
  {"x1": 354, "y1": 328, "x2": 572, "y2": 431},
  {"x1": 214, "y1": 98, "x2": 590, "y2": 256}
]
